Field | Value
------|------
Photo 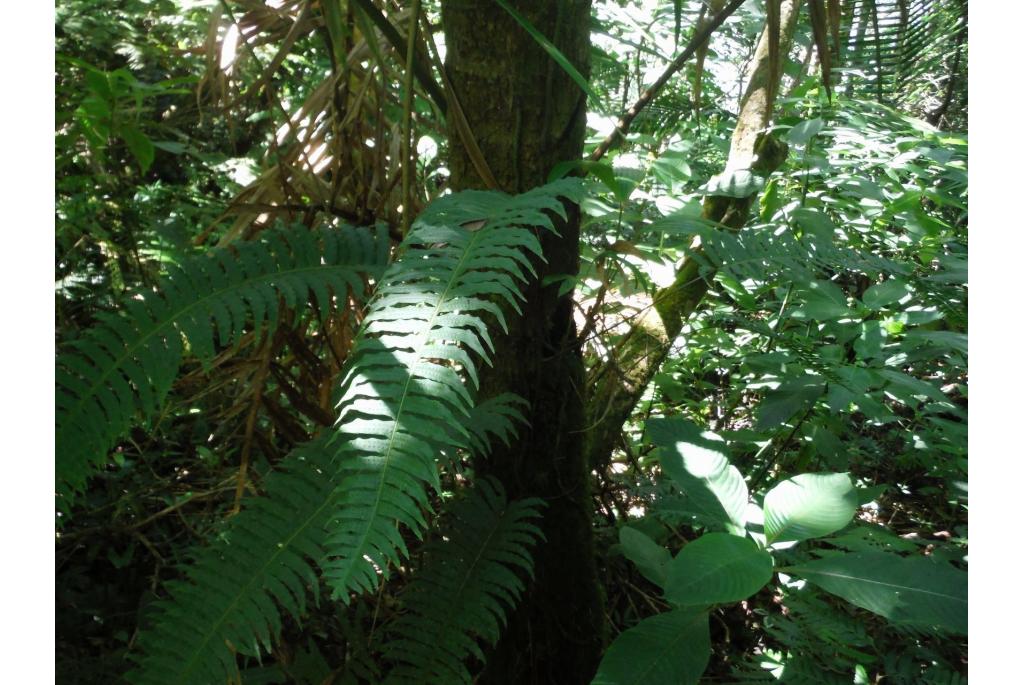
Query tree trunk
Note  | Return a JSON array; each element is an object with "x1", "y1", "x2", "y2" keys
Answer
[
  {"x1": 440, "y1": 1, "x2": 604, "y2": 683},
  {"x1": 583, "y1": 0, "x2": 802, "y2": 474}
]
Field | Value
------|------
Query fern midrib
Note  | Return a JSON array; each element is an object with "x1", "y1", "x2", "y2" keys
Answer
[
  {"x1": 341, "y1": 230, "x2": 482, "y2": 586},
  {"x1": 58, "y1": 259, "x2": 358, "y2": 477}
]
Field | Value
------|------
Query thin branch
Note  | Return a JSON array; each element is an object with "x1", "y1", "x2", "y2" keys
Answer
[
  {"x1": 401, "y1": 0, "x2": 423, "y2": 236},
  {"x1": 232, "y1": 335, "x2": 276, "y2": 513},
  {"x1": 589, "y1": 0, "x2": 746, "y2": 162}
]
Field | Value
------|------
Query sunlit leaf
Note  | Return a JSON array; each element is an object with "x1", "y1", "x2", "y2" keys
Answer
[
  {"x1": 764, "y1": 473, "x2": 858, "y2": 544},
  {"x1": 648, "y1": 418, "x2": 748, "y2": 533},
  {"x1": 665, "y1": 533, "x2": 773, "y2": 606}
]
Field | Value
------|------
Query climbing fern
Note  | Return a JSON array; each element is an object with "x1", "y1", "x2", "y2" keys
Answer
[
  {"x1": 55, "y1": 225, "x2": 389, "y2": 501},
  {"x1": 127, "y1": 179, "x2": 583, "y2": 684}
]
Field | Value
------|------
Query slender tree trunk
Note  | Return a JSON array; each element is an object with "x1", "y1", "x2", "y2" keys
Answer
[
  {"x1": 926, "y1": 0, "x2": 967, "y2": 128},
  {"x1": 441, "y1": 2, "x2": 603, "y2": 683},
  {"x1": 583, "y1": 0, "x2": 802, "y2": 474}
]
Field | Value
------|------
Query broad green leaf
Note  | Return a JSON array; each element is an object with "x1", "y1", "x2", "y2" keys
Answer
[
  {"x1": 841, "y1": 177, "x2": 886, "y2": 203},
  {"x1": 902, "y1": 330, "x2": 968, "y2": 357},
  {"x1": 759, "y1": 177, "x2": 783, "y2": 220},
  {"x1": 648, "y1": 418, "x2": 748, "y2": 532},
  {"x1": 792, "y1": 280, "x2": 855, "y2": 321},
  {"x1": 122, "y1": 125, "x2": 155, "y2": 174},
  {"x1": 610, "y1": 154, "x2": 646, "y2": 200},
  {"x1": 862, "y1": 278, "x2": 911, "y2": 309},
  {"x1": 548, "y1": 160, "x2": 627, "y2": 203},
  {"x1": 792, "y1": 207, "x2": 837, "y2": 240},
  {"x1": 764, "y1": 473, "x2": 858, "y2": 544},
  {"x1": 651, "y1": 148, "x2": 692, "y2": 190},
  {"x1": 664, "y1": 533, "x2": 773, "y2": 606},
  {"x1": 755, "y1": 378, "x2": 825, "y2": 430},
  {"x1": 787, "y1": 118, "x2": 825, "y2": 146},
  {"x1": 590, "y1": 609, "x2": 710, "y2": 685},
  {"x1": 878, "y1": 369, "x2": 950, "y2": 406},
  {"x1": 791, "y1": 551, "x2": 967, "y2": 634},
  {"x1": 619, "y1": 526, "x2": 670, "y2": 588},
  {"x1": 822, "y1": 523, "x2": 920, "y2": 554},
  {"x1": 648, "y1": 212, "x2": 716, "y2": 237},
  {"x1": 854, "y1": 320, "x2": 885, "y2": 361},
  {"x1": 716, "y1": 273, "x2": 757, "y2": 310},
  {"x1": 152, "y1": 141, "x2": 187, "y2": 154}
]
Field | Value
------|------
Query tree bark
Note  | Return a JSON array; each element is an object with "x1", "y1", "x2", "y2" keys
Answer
[
  {"x1": 441, "y1": 1, "x2": 603, "y2": 683},
  {"x1": 583, "y1": 0, "x2": 802, "y2": 474}
]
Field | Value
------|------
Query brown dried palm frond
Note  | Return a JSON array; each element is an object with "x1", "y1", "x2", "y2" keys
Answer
[
  {"x1": 194, "y1": 1, "x2": 443, "y2": 248},
  {"x1": 178, "y1": 1, "x2": 448, "y2": 479}
]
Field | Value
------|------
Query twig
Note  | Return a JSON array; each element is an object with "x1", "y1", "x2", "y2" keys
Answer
[
  {"x1": 400, "y1": 0, "x2": 423, "y2": 236},
  {"x1": 232, "y1": 335, "x2": 276, "y2": 513},
  {"x1": 589, "y1": 0, "x2": 746, "y2": 162},
  {"x1": 749, "y1": 403, "x2": 817, "y2": 491}
]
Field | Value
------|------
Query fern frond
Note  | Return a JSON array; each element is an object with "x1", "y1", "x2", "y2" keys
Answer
[
  {"x1": 127, "y1": 437, "x2": 338, "y2": 685},
  {"x1": 382, "y1": 478, "x2": 545, "y2": 685},
  {"x1": 56, "y1": 225, "x2": 389, "y2": 501},
  {"x1": 128, "y1": 180, "x2": 583, "y2": 684},
  {"x1": 321, "y1": 178, "x2": 584, "y2": 600},
  {"x1": 462, "y1": 393, "x2": 530, "y2": 457}
]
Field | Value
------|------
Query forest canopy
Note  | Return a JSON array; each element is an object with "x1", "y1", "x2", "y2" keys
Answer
[{"x1": 55, "y1": 1, "x2": 968, "y2": 683}]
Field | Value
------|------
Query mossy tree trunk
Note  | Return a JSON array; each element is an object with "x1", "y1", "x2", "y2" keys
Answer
[{"x1": 440, "y1": 1, "x2": 604, "y2": 683}]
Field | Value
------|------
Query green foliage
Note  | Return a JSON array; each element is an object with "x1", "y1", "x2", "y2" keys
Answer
[
  {"x1": 125, "y1": 180, "x2": 583, "y2": 684},
  {"x1": 56, "y1": 225, "x2": 390, "y2": 502},
  {"x1": 619, "y1": 526, "x2": 671, "y2": 588},
  {"x1": 591, "y1": 609, "x2": 710, "y2": 685},
  {"x1": 60, "y1": 55, "x2": 193, "y2": 173},
  {"x1": 664, "y1": 533, "x2": 773, "y2": 606},
  {"x1": 383, "y1": 478, "x2": 545, "y2": 684},
  {"x1": 493, "y1": 0, "x2": 607, "y2": 115},
  {"x1": 321, "y1": 179, "x2": 584, "y2": 600},
  {"x1": 763, "y1": 473, "x2": 858, "y2": 544},
  {"x1": 790, "y1": 551, "x2": 967, "y2": 634},
  {"x1": 648, "y1": 417, "x2": 748, "y2": 534},
  {"x1": 613, "y1": 419, "x2": 890, "y2": 682},
  {"x1": 56, "y1": 2, "x2": 968, "y2": 682},
  {"x1": 127, "y1": 435, "x2": 337, "y2": 684}
]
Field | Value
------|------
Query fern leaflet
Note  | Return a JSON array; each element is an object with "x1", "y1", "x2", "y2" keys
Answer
[
  {"x1": 382, "y1": 478, "x2": 545, "y2": 685},
  {"x1": 56, "y1": 225, "x2": 389, "y2": 502}
]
